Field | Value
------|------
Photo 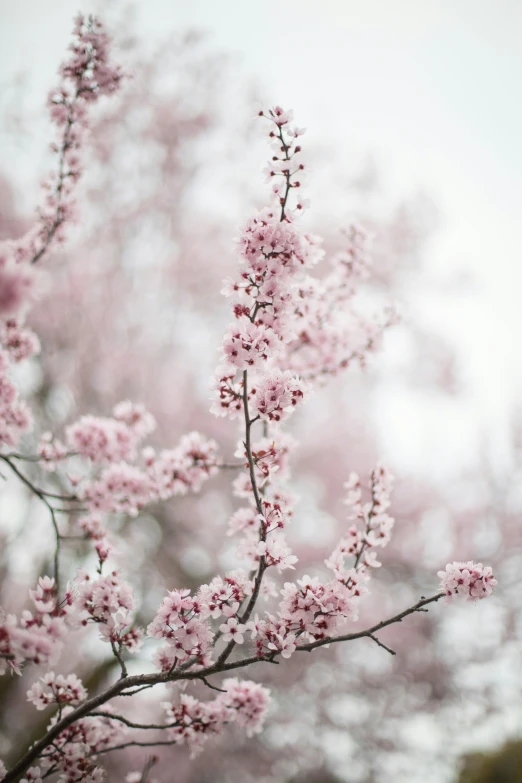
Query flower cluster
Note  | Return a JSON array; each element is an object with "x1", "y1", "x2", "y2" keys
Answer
[
  {"x1": 147, "y1": 589, "x2": 213, "y2": 670},
  {"x1": 66, "y1": 403, "x2": 155, "y2": 463},
  {"x1": 326, "y1": 465, "x2": 395, "y2": 576},
  {"x1": 149, "y1": 571, "x2": 258, "y2": 663},
  {"x1": 81, "y1": 461, "x2": 152, "y2": 516},
  {"x1": 148, "y1": 431, "x2": 220, "y2": 498},
  {"x1": 72, "y1": 569, "x2": 142, "y2": 652},
  {"x1": 285, "y1": 224, "x2": 399, "y2": 382},
  {"x1": 250, "y1": 368, "x2": 309, "y2": 422},
  {"x1": 35, "y1": 421, "x2": 219, "y2": 533},
  {"x1": 0, "y1": 284, "x2": 39, "y2": 447},
  {"x1": 438, "y1": 561, "x2": 497, "y2": 600},
  {"x1": 15, "y1": 14, "x2": 124, "y2": 266},
  {"x1": 0, "y1": 73, "x2": 500, "y2": 783},
  {"x1": 0, "y1": 339, "x2": 33, "y2": 448},
  {"x1": 230, "y1": 457, "x2": 296, "y2": 572},
  {"x1": 222, "y1": 320, "x2": 278, "y2": 370},
  {"x1": 27, "y1": 672, "x2": 87, "y2": 711},
  {"x1": 198, "y1": 570, "x2": 252, "y2": 620},
  {"x1": 212, "y1": 107, "x2": 320, "y2": 422},
  {"x1": 0, "y1": 244, "x2": 34, "y2": 318},
  {"x1": 0, "y1": 578, "x2": 68, "y2": 675},
  {"x1": 0, "y1": 15, "x2": 123, "y2": 455},
  {"x1": 243, "y1": 569, "x2": 366, "y2": 661},
  {"x1": 37, "y1": 432, "x2": 70, "y2": 469},
  {"x1": 162, "y1": 678, "x2": 270, "y2": 757},
  {"x1": 21, "y1": 710, "x2": 124, "y2": 783},
  {"x1": 78, "y1": 514, "x2": 112, "y2": 566},
  {"x1": 2, "y1": 318, "x2": 40, "y2": 363},
  {"x1": 235, "y1": 431, "x2": 296, "y2": 483},
  {"x1": 76, "y1": 429, "x2": 219, "y2": 516},
  {"x1": 239, "y1": 531, "x2": 298, "y2": 573}
]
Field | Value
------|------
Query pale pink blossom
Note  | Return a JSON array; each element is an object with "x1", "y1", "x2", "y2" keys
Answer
[
  {"x1": 219, "y1": 616, "x2": 246, "y2": 644},
  {"x1": 438, "y1": 561, "x2": 497, "y2": 600},
  {"x1": 267, "y1": 632, "x2": 297, "y2": 659},
  {"x1": 0, "y1": 244, "x2": 34, "y2": 317},
  {"x1": 27, "y1": 672, "x2": 87, "y2": 710},
  {"x1": 250, "y1": 368, "x2": 309, "y2": 422}
]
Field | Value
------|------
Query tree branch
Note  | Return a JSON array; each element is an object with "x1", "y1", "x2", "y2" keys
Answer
[
  {"x1": 295, "y1": 594, "x2": 444, "y2": 653},
  {"x1": 3, "y1": 592, "x2": 443, "y2": 782}
]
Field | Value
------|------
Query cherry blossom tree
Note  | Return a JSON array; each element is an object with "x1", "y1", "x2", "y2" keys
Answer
[{"x1": 0, "y1": 11, "x2": 500, "y2": 783}]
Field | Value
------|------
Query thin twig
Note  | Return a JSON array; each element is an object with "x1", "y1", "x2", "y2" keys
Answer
[
  {"x1": 295, "y1": 594, "x2": 444, "y2": 654},
  {"x1": 110, "y1": 641, "x2": 128, "y2": 679},
  {"x1": 201, "y1": 676, "x2": 226, "y2": 693},
  {"x1": 0, "y1": 455, "x2": 66, "y2": 592},
  {"x1": 87, "y1": 739, "x2": 178, "y2": 757},
  {"x1": 140, "y1": 756, "x2": 158, "y2": 783},
  {"x1": 89, "y1": 711, "x2": 179, "y2": 731},
  {"x1": 368, "y1": 634, "x2": 396, "y2": 655},
  {"x1": 216, "y1": 369, "x2": 266, "y2": 666}
]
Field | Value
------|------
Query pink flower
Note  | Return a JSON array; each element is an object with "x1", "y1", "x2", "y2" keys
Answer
[
  {"x1": 147, "y1": 588, "x2": 213, "y2": 668},
  {"x1": 222, "y1": 320, "x2": 278, "y2": 369},
  {"x1": 162, "y1": 679, "x2": 269, "y2": 756},
  {"x1": 148, "y1": 431, "x2": 219, "y2": 498},
  {"x1": 0, "y1": 245, "x2": 34, "y2": 317},
  {"x1": 20, "y1": 767, "x2": 42, "y2": 783},
  {"x1": 246, "y1": 614, "x2": 262, "y2": 640},
  {"x1": 438, "y1": 561, "x2": 497, "y2": 600},
  {"x1": 29, "y1": 577, "x2": 57, "y2": 614},
  {"x1": 219, "y1": 617, "x2": 246, "y2": 644},
  {"x1": 268, "y1": 633, "x2": 297, "y2": 659},
  {"x1": 27, "y1": 672, "x2": 87, "y2": 710},
  {"x1": 268, "y1": 106, "x2": 294, "y2": 126},
  {"x1": 250, "y1": 369, "x2": 309, "y2": 422},
  {"x1": 66, "y1": 409, "x2": 154, "y2": 463},
  {"x1": 14, "y1": 15, "x2": 124, "y2": 267}
]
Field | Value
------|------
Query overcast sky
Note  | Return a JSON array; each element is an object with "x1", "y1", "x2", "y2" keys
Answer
[{"x1": 1, "y1": 0, "x2": 521, "y2": 478}]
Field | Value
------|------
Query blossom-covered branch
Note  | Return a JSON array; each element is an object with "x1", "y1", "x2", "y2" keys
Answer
[
  {"x1": 20, "y1": 14, "x2": 124, "y2": 267},
  {"x1": 0, "y1": 16, "x2": 497, "y2": 783},
  {"x1": 0, "y1": 590, "x2": 451, "y2": 782}
]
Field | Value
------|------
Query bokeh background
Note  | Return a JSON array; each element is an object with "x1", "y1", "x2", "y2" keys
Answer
[{"x1": 0, "y1": 1, "x2": 521, "y2": 782}]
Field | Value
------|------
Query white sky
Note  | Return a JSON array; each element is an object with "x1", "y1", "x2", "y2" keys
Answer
[{"x1": 1, "y1": 0, "x2": 521, "y2": 479}]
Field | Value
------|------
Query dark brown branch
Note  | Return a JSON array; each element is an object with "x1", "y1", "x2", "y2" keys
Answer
[
  {"x1": 241, "y1": 369, "x2": 263, "y2": 516},
  {"x1": 89, "y1": 739, "x2": 179, "y2": 757},
  {"x1": 353, "y1": 471, "x2": 377, "y2": 571},
  {"x1": 89, "y1": 711, "x2": 179, "y2": 731},
  {"x1": 3, "y1": 593, "x2": 443, "y2": 782},
  {"x1": 0, "y1": 455, "x2": 64, "y2": 592},
  {"x1": 238, "y1": 369, "x2": 267, "y2": 626},
  {"x1": 0, "y1": 456, "x2": 78, "y2": 502},
  {"x1": 201, "y1": 676, "x2": 227, "y2": 693},
  {"x1": 110, "y1": 641, "x2": 128, "y2": 680},
  {"x1": 2, "y1": 451, "x2": 77, "y2": 463},
  {"x1": 216, "y1": 369, "x2": 266, "y2": 665},
  {"x1": 368, "y1": 634, "x2": 396, "y2": 655},
  {"x1": 295, "y1": 594, "x2": 444, "y2": 653},
  {"x1": 275, "y1": 122, "x2": 293, "y2": 222},
  {"x1": 140, "y1": 756, "x2": 158, "y2": 783}
]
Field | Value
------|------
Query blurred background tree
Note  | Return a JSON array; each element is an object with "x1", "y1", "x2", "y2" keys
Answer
[{"x1": 458, "y1": 741, "x2": 522, "y2": 783}]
